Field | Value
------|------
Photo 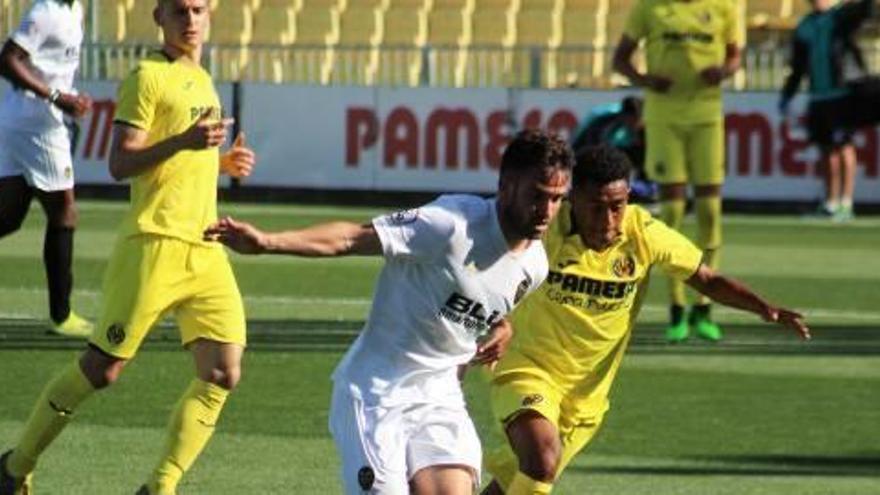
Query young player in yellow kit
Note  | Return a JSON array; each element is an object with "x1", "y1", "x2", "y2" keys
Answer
[
  {"x1": 613, "y1": 0, "x2": 743, "y2": 342},
  {"x1": 480, "y1": 146, "x2": 810, "y2": 494},
  {"x1": 1, "y1": 1, "x2": 256, "y2": 494}
]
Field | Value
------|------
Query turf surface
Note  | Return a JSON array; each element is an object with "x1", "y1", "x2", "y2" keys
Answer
[{"x1": 0, "y1": 200, "x2": 877, "y2": 494}]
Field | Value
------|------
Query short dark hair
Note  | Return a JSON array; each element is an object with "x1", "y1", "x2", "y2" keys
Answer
[
  {"x1": 499, "y1": 129, "x2": 575, "y2": 182},
  {"x1": 573, "y1": 145, "x2": 632, "y2": 188}
]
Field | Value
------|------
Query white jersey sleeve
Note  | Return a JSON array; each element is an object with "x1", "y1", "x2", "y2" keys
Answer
[
  {"x1": 10, "y1": 2, "x2": 52, "y2": 56},
  {"x1": 372, "y1": 199, "x2": 457, "y2": 262}
]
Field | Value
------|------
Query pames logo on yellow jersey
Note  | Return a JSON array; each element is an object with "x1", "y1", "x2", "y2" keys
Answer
[
  {"x1": 612, "y1": 254, "x2": 636, "y2": 278},
  {"x1": 189, "y1": 106, "x2": 221, "y2": 121},
  {"x1": 522, "y1": 394, "x2": 544, "y2": 407}
]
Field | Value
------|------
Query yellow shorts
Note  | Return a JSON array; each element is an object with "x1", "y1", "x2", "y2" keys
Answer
[
  {"x1": 90, "y1": 235, "x2": 246, "y2": 359},
  {"x1": 645, "y1": 120, "x2": 725, "y2": 186},
  {"x1": 484, "y1": 371, "x2": 605, "y2": 490}
]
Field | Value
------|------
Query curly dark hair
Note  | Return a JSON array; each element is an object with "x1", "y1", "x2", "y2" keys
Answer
[
  {"x1": 573, "y1": 145, "x2": 632, "y2": 189},
  {"x1": 499, "y1": 129, "x2": 575, "y2": 183}
]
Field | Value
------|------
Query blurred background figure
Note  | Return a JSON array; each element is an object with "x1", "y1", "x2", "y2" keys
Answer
[
  {"x1": 613, "y1": 0, "x2": 743, "y2": 343},
  {"x1": 570, "y1": 95, "x2": 656, "y2": 206},
  {"x1": 780, "y1": 0, "x2": 875, "y2": 222}
]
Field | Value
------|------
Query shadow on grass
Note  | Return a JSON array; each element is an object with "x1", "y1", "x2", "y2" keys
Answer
[
  {"x1": 1, "y1": 318, "x2": 879, "y2": 355},
  {"x1": 571, "y1": 453, "x2": 880, "y2": 477}
]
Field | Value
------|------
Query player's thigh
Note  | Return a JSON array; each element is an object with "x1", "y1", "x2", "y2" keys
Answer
[
  {"x1": 407, "y1": 403, "x2": 481, "y2": 492},
  {"x1": 409, "y1": 464, "x2": 475, "y2": 495},
  {"x1": 0, "y1": 176, "x2": 33, "y2": 229},
  {"x1": 91, "y1": 236, "x2": 188, "y2": 359},
  {"x1": 176, "y1": 245, "x2": 246, "y2": 349},
  {"x1": 328, "y1": 385, "x2": 409, "y2": 494},
  {"x1": 485, "y1": 372, "x2": 563, "y2": 488},
  {"x1": 2, "y1": 127, "x2": 74, "y2": 192},
  {"x1": 685, "y1": 121, "x2": 725, "y2": 186},
  {"x1": 645, "y1": 121, "x2": 687, "y2": 184}
]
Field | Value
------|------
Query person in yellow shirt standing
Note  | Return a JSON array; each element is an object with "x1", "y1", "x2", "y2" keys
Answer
[
  {"x1": 612, "y1": 0, "x2": 742, "y2": 342},
  {"x1": 480, "y1": 146, "x2": 810, "y2": 495},
  {"x1": 0, "y1": 1, "x2": 256, "y2": 494}
]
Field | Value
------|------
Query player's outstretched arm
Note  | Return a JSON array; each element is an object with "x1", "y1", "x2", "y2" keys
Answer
[
  {"x1": 204, "y1": 216, "x2": 383, "y2": 257},
  {"x1": 686, "y1": 264, "x2": 811, "y2": 340},
  {"x1": 0, "y1": 40, "x2": 91, "y2": 117},
  {"x1": 109, "y1": 112, "x2": 233, "y2": 180}
]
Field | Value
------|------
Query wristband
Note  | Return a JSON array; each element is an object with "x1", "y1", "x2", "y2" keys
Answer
[{"x1": 47, "y1": 88, "x2": 61, "y2": 105}]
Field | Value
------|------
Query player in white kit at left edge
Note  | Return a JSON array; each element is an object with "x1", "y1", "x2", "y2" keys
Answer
[{"x1": 0, "y1": 0, "x2": 94, "y2": 336}]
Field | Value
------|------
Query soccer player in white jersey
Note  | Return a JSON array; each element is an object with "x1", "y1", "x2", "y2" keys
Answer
[
  {"x1": 205, "y1": 129, "x2": 574, "y2": 494},
  {"x1": 0, "y1": 0, "x2": 93, "y2": 336}
]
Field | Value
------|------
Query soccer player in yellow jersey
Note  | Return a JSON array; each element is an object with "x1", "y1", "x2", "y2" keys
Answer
[
  {"x1": 480, "y1": 146, "x2": 810, "y2": 495},
  {"x1": 612, "y1": 0, "x2": 743, "y2": 342},
  {"x1": 0, "y1": 1, "x2": 256, "y2": 494}
]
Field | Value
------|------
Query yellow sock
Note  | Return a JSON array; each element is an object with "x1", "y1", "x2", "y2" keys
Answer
[
  {"x1": 660, "y1": 199, "x2": 687, "y2": 306},
  {"x1": 8, "y1": 361, "x2": 95, "y2": 476},
  {"x1": 507, "y1": 471, "x2": 553, "y2": 494},
  {"x1": 148, "y1": 379, "x2": 229, "y2": 494},
  {"x1": 695, "y1": 196, "x2": 722, "y2": 305}
]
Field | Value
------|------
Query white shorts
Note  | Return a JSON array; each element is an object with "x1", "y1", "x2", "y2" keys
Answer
[
  {"x1": 329, "y1": 384, "x2": 482, "y2": 494},
  {"x1": 0, "y1": 125, "x2": 74, "y2": 191}
]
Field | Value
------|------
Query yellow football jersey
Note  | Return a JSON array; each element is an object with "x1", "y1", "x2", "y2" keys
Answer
[
  {"x1": 114, "y1": 51, "x2": 222, "y2": 245},
  {"x1": 495, "y1": 203, "x2": 702, "y2": 419},
  {"x1": 624, "y1": 0, "x2": 742, "y2": 124}
]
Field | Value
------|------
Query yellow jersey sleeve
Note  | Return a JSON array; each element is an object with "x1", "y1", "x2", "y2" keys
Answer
[
  {"x1": 114, "y1": 62, "x2": 160, "y2": 131},
  {"x1": 624, "y1": 0, "x2": 649, "y2": 40},
  {"x1": 724, "y1": 0, "x2": 743, "y2": 46},
  {"x1": 642, "y1": 214, "x2": 702, "y2": 280}
]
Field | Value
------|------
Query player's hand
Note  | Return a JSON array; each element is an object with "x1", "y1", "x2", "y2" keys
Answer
[
  {"x1": 179, "y1": 111, "x2": 234, "y2": 150},
  {"x1": 641, "y1": 73, "x2": 673, "y2": 93},
  {"x1": 55, "y1": 92, "x2": 92, "y2": 118},
  {"x1": 762, "y1": 306, "x2": 811, "y2": 340},
  {"x1": 220, "y1": 132, "x2": 256, "y2": 178},
  {"x1": 700, "y1": 66, "x2": 726, "y2": 86},
  {"x1": 471, "y1": 318, "x2": 514, "y2": 370},
  {"x1": 204, "y1": 216, "x2": 268, "y2": 254}
]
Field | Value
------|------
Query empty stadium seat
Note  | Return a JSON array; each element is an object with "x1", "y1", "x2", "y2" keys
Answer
[
  {"x1": 251, "y1": 5, "x2": 294, "y2": 45},
  {"x1": 331, "y1": 7, "x2": 383, "y2": 84},
  {"x1": 96, "y1": 0, "x2": 127, "y2": 43},
  {"x1": 377, "y1": 8, "x2": 426, "y2": 85},
  {"x1": 289, "y1": 7, "x2": 339, "y2": 83},
  {"x1": 209, "y1": 0, "x2": 253, "y2": 44},
  {"x1": 512, "y1": 9, "x2": 561, "y2": 87},
  {"x1": 126, "y1": 0, "x2": 163, "y2": 43}
]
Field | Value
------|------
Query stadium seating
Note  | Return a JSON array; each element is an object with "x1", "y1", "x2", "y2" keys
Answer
[
  {"x1": 1, "y1": 0, "x2": 810, "y2": 87},
  {"x1": 377, "y1": 6, "x2": 428, "y2": 86}
]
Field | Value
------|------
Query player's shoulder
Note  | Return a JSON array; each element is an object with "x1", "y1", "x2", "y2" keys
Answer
[
  {"x1": 623, "y1": 204, "x2": 661, "y2": 238},
  {"x1": 123, "y1": 51, "x2": 172, "y2": 83},
  {"x1": 431, "y1": 193, "x2": 492, "y2": 221}
]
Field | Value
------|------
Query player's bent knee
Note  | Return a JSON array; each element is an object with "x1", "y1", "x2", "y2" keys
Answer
[
  {"x1": 205, "y1": 365, "x2": 241, "y2": 390},
  {"x1": 520, "y1": 445, "x2": 561, "y2": 482},
  {"x1": 79, "y1": 350, "x2": 127, "y2": 389}
]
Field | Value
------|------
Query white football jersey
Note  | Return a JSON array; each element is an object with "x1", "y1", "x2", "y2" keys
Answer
[
  {"x1": 332, "y1": 194, "x2": 549, "y2": 408},
  {"x1": 0, "y1": 0, "x2": 83, "y2": 130}
]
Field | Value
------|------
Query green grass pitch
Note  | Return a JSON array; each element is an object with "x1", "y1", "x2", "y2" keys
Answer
[{"x1": 0, "y1": 200, "x2": 878, "y2": 494}]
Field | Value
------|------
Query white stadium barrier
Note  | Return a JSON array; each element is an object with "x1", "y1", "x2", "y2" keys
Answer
[{"x1": 2, "y1": 81, "x2": 878, "y2": 203}]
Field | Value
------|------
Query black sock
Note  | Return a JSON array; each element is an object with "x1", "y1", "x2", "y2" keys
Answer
[
  {"x1": 689, "y1": 304, "x2": 711, "y2": 323},
  {"x1": 670, "y1": 305, "x2": 685, "y2": 325},
  {"x1": 44, "y1": 226, "x2": 74, "y2": 323}
]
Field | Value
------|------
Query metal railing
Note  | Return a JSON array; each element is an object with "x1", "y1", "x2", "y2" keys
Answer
[{"x1": 76, "y1": 42, "x2": 880, "y2": 91}]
